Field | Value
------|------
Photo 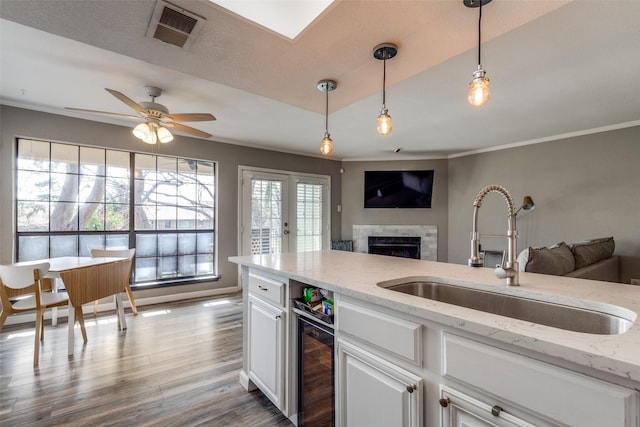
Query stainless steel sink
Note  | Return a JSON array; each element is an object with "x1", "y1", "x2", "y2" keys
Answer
[{"x1": 378, "y1": 280, "x2": 633, "y2": 335}]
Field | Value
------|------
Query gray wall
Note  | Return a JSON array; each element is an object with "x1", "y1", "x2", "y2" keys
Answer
[
  {"x1": 447, "y1": 126, "x2": 640, "y2": 283},
  {"x1": 0, "y1": 106, "x2": 343, "y2": 295},
  {"x1": 2, "y1": 106, "x2": 638, "y2": 288},
  {"x1": 340, "y1": 159, "x2": 449, "y2": 261}
]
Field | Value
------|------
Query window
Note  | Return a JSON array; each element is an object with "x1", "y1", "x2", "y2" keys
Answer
[{"x1": 15, "y1": 138, "x2": 216, "y2": 287}]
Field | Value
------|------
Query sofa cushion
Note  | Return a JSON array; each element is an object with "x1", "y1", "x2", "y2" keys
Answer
[
  {"x1": 570, "y1": 237, "x2": 615, "y2": 269},
  {"x1": 520, "y1": 242, "x2": 576, "y2": 275}
]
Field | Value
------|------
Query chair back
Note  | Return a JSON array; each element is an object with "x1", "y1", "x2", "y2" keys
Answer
[
  {"x1": 0, "y1": 263, "x2": 50, "y2": 290},
  {"x1": 90, "y1": 248, "x2": 135, "y2": 260}
]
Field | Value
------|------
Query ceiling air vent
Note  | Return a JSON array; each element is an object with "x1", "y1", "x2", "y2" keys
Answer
[{"x1": 146, "y1": 1, "x2": 205, "y2": 49}]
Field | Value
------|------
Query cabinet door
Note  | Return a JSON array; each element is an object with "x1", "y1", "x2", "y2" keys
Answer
[
  {"x1": 439, "y1": 386, "x2": 537, "y2": 427},
  {"x1": 248, "y1": 294, "x2": 285, "y2": 410},
  {"x1": 337, "y1": 340, "x2": 422, "y2": 427}
]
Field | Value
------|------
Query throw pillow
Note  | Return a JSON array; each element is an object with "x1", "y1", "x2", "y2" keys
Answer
[
  {"x1": 523, "y1": 242, "x2": 576, "y2": 275},
  {"x1": 570, "y1": 237, "x2": 615, "y2": 269}
]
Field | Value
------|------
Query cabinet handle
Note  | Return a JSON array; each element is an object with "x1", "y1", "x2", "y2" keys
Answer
[
  {"x1": 258, "y1": 285, "x2": 269, "y2": 291},
  {"x1": 406, "y1": 384, "x2": 417, "y2": 393},
  {"x1": 439, "y1": 397, "x2": 450, "y2": 408},
  {"x1": 491, "y1": 405, "x2": 503, "y2": 417}
]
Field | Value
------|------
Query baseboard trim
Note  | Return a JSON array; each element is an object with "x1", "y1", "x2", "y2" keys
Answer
[{"x1": 2, "y1": 284, "x2": 241, "y2": 326}]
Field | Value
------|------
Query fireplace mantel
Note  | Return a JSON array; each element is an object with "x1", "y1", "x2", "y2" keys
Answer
[{"x1": 352, "y1": 225, "x2": 437, "y2": 261}]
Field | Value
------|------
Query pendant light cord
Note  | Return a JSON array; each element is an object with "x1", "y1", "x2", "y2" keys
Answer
[
  {"x1": 325, "y1": 85, "x2": 329, "y2": 133},
  {"x1": 382, "y1": 57, "x2": 387, "y2": 107},
  {"x1": 478, "y1": 0, "x2": 483, "y2": 66}
]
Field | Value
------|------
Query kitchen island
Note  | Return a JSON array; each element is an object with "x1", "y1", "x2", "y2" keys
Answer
[{"x1": 230, "y1": 250, "x2": 640, "y2": 426}]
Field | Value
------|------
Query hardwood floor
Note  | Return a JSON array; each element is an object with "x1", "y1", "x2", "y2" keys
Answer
[{"x1": 0, "y1": 294, "x2": 292, "y2": 426}]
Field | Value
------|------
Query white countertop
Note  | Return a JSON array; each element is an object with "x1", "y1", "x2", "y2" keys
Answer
[{"x1": 230, "y1": 250, "x2": 640, "y2": 384}]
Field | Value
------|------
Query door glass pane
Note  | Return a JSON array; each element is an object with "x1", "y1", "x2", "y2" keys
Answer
[
  {"x1": 250, "y1": 179, "x2": 282, "y2": 255},
  {"x1": 297, "y1": 183, "x2": 324, "y2": 252}
]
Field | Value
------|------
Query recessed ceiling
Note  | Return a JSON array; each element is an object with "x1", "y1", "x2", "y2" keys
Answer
[
  {"x1": 209, "y1": 0, "x2": 334, "y2": 39},
  {"x1": 0, "y1": 0, "x2": 639, "y2": 161}
]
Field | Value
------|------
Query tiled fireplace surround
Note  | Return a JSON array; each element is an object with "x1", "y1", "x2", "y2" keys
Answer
[{"x1": 352, "y1": 225, "x2": 438, "y2": 261}]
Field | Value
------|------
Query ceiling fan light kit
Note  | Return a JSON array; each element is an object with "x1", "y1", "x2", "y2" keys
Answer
[
  {"x1": 66, "y1": 85, "x2": 215, "y2": 144},
  {"x1": 133, "y1": 122, "x2": 173, "y2": 144}
]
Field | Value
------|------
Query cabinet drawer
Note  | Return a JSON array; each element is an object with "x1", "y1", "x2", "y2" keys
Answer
[
  {"x1": 338, "y1": 300, "x2": 422, "y2": 364},
  {"x1": 248, "y1": 272, "x2": 285, "y2": 307},
  {"x1": 442, "y1": 333, "x2": 639, "y2": 427}
]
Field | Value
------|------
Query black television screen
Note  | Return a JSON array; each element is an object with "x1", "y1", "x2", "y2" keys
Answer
[{"x1": 364, "y1": 170, "x2": 434, "y2": 208}]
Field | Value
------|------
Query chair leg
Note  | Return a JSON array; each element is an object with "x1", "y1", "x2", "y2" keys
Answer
[
  {"x1": 93, "y1": 300, "x2": 99, "y2": 317},
  {"x1": 0, "y1": 309, "x2": 7, "y2": 331},
  {"x1": 125, "y1": 284, "x2": 137, "y2": 315},
  {"x1": 75, "y1": 307, "x2": 88, "y2": 343},
  {"x1": 40, "y1": 313, "x2": 45, "y2": 340},
  {"x1": 34, "y1": 309, "x2": 43, "y2": 367}
]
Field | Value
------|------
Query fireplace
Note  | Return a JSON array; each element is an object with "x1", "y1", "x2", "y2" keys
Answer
[
  {"x1": 368, "y1": 236, "x2": 421, "y2": 259},
  {"x1": 352, "y1": 225, "x2": 438, "y2": 261}
]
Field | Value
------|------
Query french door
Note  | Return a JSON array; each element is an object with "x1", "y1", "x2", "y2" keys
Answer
[{"x1": 239, "y1": 168, "x2": 330, "y2": 256}]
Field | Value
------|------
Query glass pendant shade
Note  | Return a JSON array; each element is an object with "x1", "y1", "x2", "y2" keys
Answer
[
  {"x1": 320, "y1": 133, "x2": 333, "y2": 156},
  {"x1": 133, "y1": 123, "x2": 157, "y2": 144},
  {"x1": 466, "y1": 0, "x2": 492, "y2": 107},
  {"x1": 156, "y1": 126, "x2": 174, "y2": 143},
  {"x1": 377, "y1": 109, "x2": 393, "y2": 136},
  {"x1": 468, "y1": 69, "x2": 491, "y2": 107}
]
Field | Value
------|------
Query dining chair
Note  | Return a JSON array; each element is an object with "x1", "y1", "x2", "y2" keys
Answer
[
  {"x1": 0, "y1": 262, "x2": 85, "y2": 366},
  {"x1": 90, "y1": 248, "x2": 137, "y2": 316}
]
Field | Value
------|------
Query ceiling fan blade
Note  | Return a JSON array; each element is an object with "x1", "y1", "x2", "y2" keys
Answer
[
  {"x1": 170, "y1": 122, "x2": 212, "y2": 139},
  {"x1": 64, "y1": 107, "x2": 141, "y2": 120},
  {"x1": 165, "y1": 113, "x2": 216, "y2": 122},
  {"x1": 105, "y1": 88, "x2": 147, "y2": 115}
]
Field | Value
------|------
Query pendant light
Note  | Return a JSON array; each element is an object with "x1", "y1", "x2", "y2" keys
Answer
[
  {"x1": 465, "y1": 0, "x2": 492, "y2": 107},
  {"x1": 373, "y1": 43, "x2": 398, "y2": 136},
  {"x1": 317, "y1": 79, "x2": 337, "y2": 156}
]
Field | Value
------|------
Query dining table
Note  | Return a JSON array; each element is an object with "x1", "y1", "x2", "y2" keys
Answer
[{"x1": 16, "y1": 256, "x2": 132, "y2": 356}]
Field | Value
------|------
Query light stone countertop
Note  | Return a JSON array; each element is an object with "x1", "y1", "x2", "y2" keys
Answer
[{"x1": 229, "y1": 250, "x2": 640, "y2": 384}]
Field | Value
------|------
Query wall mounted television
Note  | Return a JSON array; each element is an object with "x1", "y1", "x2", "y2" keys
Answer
[{"x1": 364, "y1": 170, "x2": 434, "y2": 208}]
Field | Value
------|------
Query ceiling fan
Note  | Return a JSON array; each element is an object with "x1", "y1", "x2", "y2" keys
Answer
[{"x1": 66, "y1": 86, "x2": 216, "y2": 143}]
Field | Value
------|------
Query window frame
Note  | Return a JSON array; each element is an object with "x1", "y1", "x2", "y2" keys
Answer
[{"x1": 14, "y1": 138, "x2": 219, "y2": 289}]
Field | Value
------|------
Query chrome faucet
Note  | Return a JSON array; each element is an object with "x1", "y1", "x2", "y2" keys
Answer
[{"x1": 468, "y1": 185, "x2": 520, "y2": 286}]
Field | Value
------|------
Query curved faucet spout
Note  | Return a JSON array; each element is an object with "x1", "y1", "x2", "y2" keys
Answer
[{"x1": 468, "y1": 185, "x2": 520, "y2": 286}]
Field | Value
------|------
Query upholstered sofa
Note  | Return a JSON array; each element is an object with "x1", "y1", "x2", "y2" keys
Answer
[{"x1": 517, "y1": 237, "x2": 619, "y2": 282}]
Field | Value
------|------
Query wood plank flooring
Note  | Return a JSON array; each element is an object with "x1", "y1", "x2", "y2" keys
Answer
[{"x1": 0, "y1": 294, "x2": 292, "y2": 426}]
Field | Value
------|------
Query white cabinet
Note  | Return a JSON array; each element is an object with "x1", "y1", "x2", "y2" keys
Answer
[
  {"x1": 335, "y1": 297, "x2": 424, "y2": 427},
  {"x1": 439, "y1": 386, "x2": 536, "y2": 427},
  {"x1": 247, "y1": 294, "x2": 285, "y2": 409},
  {"x1": 246, "y1": 272, "x2": 286, "y2": 411},
  {"x1": 337, "y1": 340, "x2": 422, "y2": 427},
  {"x1": 442, "y1": 333, "x2": 639, "y2": 427}
]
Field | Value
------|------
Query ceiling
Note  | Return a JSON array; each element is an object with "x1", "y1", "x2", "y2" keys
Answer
[{"x1": 1, "y1": 0, "x2": 639, "y2": 161}]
